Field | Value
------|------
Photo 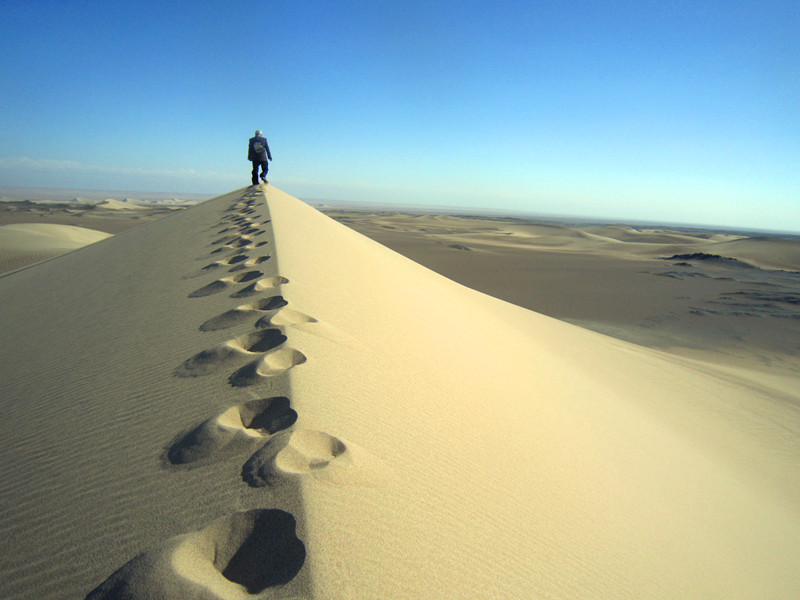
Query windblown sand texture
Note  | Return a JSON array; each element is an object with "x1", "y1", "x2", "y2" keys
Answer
[{"x1": 0, "y1": 185, "x2": 798, "y2": 599}]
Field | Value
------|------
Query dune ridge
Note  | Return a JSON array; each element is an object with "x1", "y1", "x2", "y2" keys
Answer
[
  {"x1": 0, "y1": 185, "x2": 798, "y2": 599},
  {"x1": 266, "y1": 186, "x2": 800, "y2": 598}
]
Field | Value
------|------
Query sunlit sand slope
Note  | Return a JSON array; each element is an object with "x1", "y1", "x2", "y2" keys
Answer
[
  {"x1": 0, "y1": 185, "x2": 797, "y2": 599},
  {"x1": 267, "y1": 186, "x2": 800, "y2": 599}
]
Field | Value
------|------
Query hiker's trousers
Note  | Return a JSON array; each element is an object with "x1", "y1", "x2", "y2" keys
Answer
[{"x1": 251, "y1": 160, "x2": 269, "y2": 184}]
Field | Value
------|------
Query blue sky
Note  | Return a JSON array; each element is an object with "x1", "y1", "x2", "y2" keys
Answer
[{"x1": 1, "y1": 1, "x2": 798, "y2": 231}]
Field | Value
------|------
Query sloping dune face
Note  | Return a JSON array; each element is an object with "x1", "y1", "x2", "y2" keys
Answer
[
  {"x1": 0, "y1": 185, "x2": 798, "y2": 600},
  {"x1": 0, "y1": 187, "x2": 310, "y2": 600},
  {"x1": 266, "y1": 186, "x2": 800, "y2": 599}
]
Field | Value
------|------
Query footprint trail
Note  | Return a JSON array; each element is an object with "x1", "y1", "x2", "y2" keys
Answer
[{"x1": 88, "y1": 185, "x2": 354, "y2": 599}]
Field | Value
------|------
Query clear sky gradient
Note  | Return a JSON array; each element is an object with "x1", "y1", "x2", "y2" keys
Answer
[{"x1": 1, "y1": 1, "x2": 798, "y2": 231}]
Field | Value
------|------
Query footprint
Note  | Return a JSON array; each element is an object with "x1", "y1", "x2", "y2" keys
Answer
[
  {"x1": 211, "y1": 235, "x2": 255, "y2": 250},
  {"x1": 174, "y1": 329, "x2": 287, "y2": 377},
  {"x1": 223, "y1": 237, "x2": 254, "y2": 249},
  {"x1": 224, "y1": 254, "x2": 249, "y2": 265},
  {"x1": 227, "y1": 225, "x2": 251, "y2": 235},
  {"x1": 233, "y1": 271, "x2": 265, "y2": 283},
  {"x1": 188, "y1": 279, "x2": 228, "y2": 297},
  {"x1": 242, "y1": 430, "x2": 346, "y2": 487},
  {"x1": 212, "y1": 234, "x2": 239, "y2": 246},
  {"x1": 184, "y1": 262, "x2": 222, "y2": 278},
  {"x1": 209, "y1": 242, "x2": 262, "y2": 258},
  {"x1": 229, "y1": 348, "x2": 306, "y2": 387},
  {"x1": 237, "y1": 397, "x2": 298, "y2": 434},
  {"x1": 221, "y1": 216, "x2": 249, "y2": 226},
  {"x1": 276, "y1": 430, "x2": 347, "y2": 473},
  {"x1": 231, "y1": 276, "x2": 289, "y2": 298},
  {"x1": 189, "y1": 271, "x2": 264, "y2": 298},
  {"x1": 167, "y1": 397, "x2": 297, "y2": 465},
  {"x1": 256, "y1": 308, "x2": 317, "y2": 329},
  {"x1": 200, "y1": 296, "x2": 287, "y2": 331},
  {"x1": 85, "y1": 510, "x2": 305, "y2": 599},
  {"x1": 241, "y1": 328, "x2": 287, "y2": 352},
  {"x1": 185, "y1": 255, "x2": 250, "y2": 279},
  {"x1": 228, "y1": 255, "x2": 270, "y2": 273}
]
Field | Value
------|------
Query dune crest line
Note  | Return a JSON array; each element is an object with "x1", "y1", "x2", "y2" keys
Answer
[{"x1": 87, "y1": 186, "x2": 325, "y2": 598}]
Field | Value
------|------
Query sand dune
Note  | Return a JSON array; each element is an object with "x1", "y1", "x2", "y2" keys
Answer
[
  {"x1": 326, "y1": 211, "x2": 800, "y2": 269},
  {"x1": 93, "y1": 198, "x2": 149, "y2": 210},
  {"x1": 0, "y1": 185, "x2": 798, "y2": 599},
  {"x1": 0, "y1": 222, "x2": 112, "y2": 273},
  {"x1": 0, "y1": 195, "x2": 194, "y2": 273},
  {"x1": 713, "y1": 236, "x2": 800, "y2": 271},
  {"x1": 326, "y1": 210, "x2": 800, "y2": 375}
]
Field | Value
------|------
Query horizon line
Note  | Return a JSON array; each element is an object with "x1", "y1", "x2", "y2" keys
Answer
[{"x1": 3, "y1": 183, "x2": 799, "y2": 238}]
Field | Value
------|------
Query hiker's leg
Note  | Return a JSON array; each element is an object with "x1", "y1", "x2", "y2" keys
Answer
[{"x1": 251, "y1": 162, "x2": 259, "y2": 185}]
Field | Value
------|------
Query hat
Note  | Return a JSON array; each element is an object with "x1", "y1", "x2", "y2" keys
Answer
[{"x1": 255, "y1": 130, "x2": 262, "y2": 136}]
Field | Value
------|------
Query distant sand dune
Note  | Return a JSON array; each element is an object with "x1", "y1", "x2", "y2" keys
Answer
[
  {"x1": 0, "y1": 222, "x2": 111, "y2": 273},
  {"x1": 326, "y1": 209, "x2": 800, "y2": 373},
  {"x1": 93, "y1": 198, "x2": 148, "y2": 210},
  {"x1": 714, "y1": 236, "x2": 800, "y2": 271}
]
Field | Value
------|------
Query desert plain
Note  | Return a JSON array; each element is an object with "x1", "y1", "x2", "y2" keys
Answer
[
  {"x1": 1, "y1": 185, "x2": 799, "y2": 599},
  {"x1": 321, "y1": 206, "x2": 800, "y2": 377}
]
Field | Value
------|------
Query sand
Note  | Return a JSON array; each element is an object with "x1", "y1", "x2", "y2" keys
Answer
[
  {"x1": 0, "y1": 185, "x2": 798, "y2": 599},
  {"x1": 0, "y1": 223, "x2": 112, "y2": 273},
  {"x1": 0, "y1": 197, "x2": 190, "y2": 274},
  {"x1": 323, "y1": 210, "x2": 800, "y2": 376}
]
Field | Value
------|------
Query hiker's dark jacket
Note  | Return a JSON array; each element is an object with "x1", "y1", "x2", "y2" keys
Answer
[{"x1": 248, "y1": 136, "x2": 272, "y2": 162}]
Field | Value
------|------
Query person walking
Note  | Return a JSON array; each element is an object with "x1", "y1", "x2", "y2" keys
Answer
[{"x1": 248, "y1": 129, "x2": 272, "y2": 185}]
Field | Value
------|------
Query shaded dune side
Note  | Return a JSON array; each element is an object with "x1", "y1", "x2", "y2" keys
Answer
[
  {"x1": 262, "y1": 186, "x2": 800, "y2": 599},
  {"x1": 0, "y1": 186, "x2": 313, "y2": 599}
]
